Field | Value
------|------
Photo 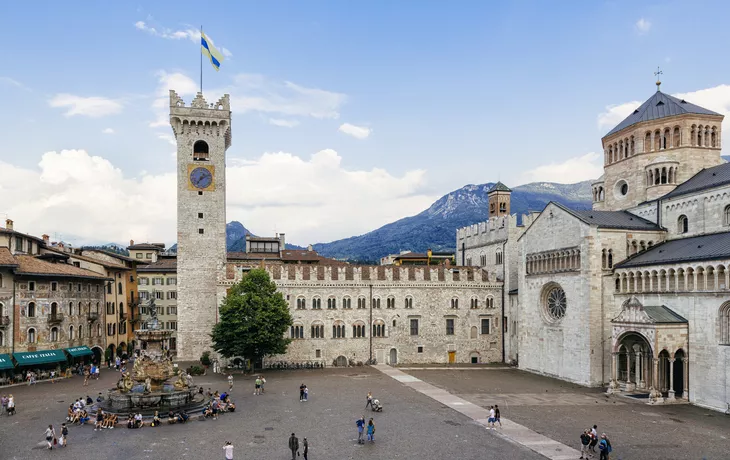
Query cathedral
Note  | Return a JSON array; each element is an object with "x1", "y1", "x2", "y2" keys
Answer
[
  {"x1": 459, "y1": 81, "x2": 730, "y2": 413},
  {"x1": 170, "y1": 82, "x2": 730, "y2": 413}
]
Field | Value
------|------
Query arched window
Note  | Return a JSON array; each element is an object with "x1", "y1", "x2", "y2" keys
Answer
[
  {"x1": 68, "y1": 302, "x2": 74, "y2": 316},
  {"x1": 27, "y1": 302, "x2": 36, "y2": 318},
  {"x1": 719, "y1": 302, "x2": 730, "y2": 345},
  {"x1": 327, "y1": 297, "x2": 336, "y2": 309},
  {"x1": 450, "y1": 298, "x2": 459, "y2": 309},
  {"x1": 357, "y1": 297, "x2": 366, "y2": 309},
  {"x1": 118, "y1": 282, "x2": 123, "y2": 295},
  {"x1": 313, "y1": 297, "x2": 322, "y2": 309},
  {"x1": 645, "y1": 132, "x2": 651, "y2": 152},
  {"x1": 352, "y1": 322, "x2": 366, "y2": 338},
  {"x1": 0, "y1": 331, "x2": 3, "y2": 346},
  {"x1": 724, "y1": 205, "x2": 730, "y2": 227},
  {"x1": 372, "y1": 297, "x2": 381, "y2": 309},
  {"x1": 678, "y1": 215, "x2": 688, "y2": 234},
  {"x1": 193, "y1": 140, "x2": 209, "y2": 160},
  {"x1": 608, "y1": 249, "x2": 613, "y2": 268},
  {"x1": 69, "y1": 325, "x2": 74, "y2": 340},
  {"x1": 470, "y1": 326, "x2": 478, "y2": 339},
  {"x1": 372, "y1": 320, "x2": 386, "y2": 338},
  {"x1": 27, "y1": 328, "x2": 36, "y2": 343},
  {"x1": 310, "y1": 322, "x2": 325, "y2": 339},
  {"x1": 78, "y1": 324, "x2": 83, "y2": 339},
  {"x1": 470, "y1": 298, "x2": 479, "y2": 309},
  {"x1": 673, "y1": 127, "x2": 680, "y2": 147},
  {"x1": 51, "y1": 302, "x2": 58, "y2": 316},
  {"x1": 332, "y1": 322, "x2": 345, "y2": 338},
  {"x1": 485, "y1": 297, "x2": 494, "y2": 308},
  {"x1": 386, "y1": 297, "x2": 395, "y2": 309},
  {"x1": 290, "y1": 324, "x2": 304, "y2": 339},
  {"x1": 404, "y1": 296, "x2": 413, "y2": 309},
  {"x1": 50, "y1": 327, "x2": 59, "y2": 342}
]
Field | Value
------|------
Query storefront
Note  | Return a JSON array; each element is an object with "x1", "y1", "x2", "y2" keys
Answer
[
  {"x1": 0, "y1": 354, "x2": 14, "y2": 385},
  {"x1": 12, "y1": 349, "x2": 67, "y2": 380}
]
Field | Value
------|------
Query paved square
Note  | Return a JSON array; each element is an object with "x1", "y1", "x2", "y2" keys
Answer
[
  {"x1": 0, "y1": 367, "x2": 543, "y2": 460},
  {"x1": 401, "y1": 367, "x2": 730, "y2": 460}
]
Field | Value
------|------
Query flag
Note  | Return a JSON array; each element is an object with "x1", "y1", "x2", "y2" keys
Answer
[{"x1": 201, "y1": 32, "x2": 224, "y2": 71}]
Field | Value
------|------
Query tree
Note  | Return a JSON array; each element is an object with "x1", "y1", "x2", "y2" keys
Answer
[{"x1": 211, "y1": 269, "x2": 293, "y2": 369}]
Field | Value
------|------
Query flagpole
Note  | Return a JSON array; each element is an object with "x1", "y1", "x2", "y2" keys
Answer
[{"x1": 200, "y1": 25, "x2": 203, "y2": 94}]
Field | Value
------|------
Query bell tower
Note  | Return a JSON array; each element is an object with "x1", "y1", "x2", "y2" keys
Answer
[
  {"x1": 170, "y1": 90, "x2": 231, "y2": 361},
  {"x1": 488, "y1": 182, "x2": 511, "y2": 218}
]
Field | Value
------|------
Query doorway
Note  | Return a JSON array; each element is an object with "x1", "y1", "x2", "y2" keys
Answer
[
  {"x1": 335, "y1": 355, "x2": 348, "y2": 367},
  {"x1": 389, "y1": 348, "x2": 397, "y2": 365},
  {"x1": 448, "y1": 351, "x2": 456, "y2": 364}
]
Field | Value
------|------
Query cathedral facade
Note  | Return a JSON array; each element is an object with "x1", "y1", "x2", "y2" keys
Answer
[{"x1": 458, "y1": 84, "x2": 730, "y2": 412}]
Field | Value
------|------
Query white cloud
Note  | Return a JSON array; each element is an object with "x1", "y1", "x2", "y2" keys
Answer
[
  {"x1": 635, "y1": 18, "x2": 652, "y2": 34},
  {"x1": 597, "y1": 84, "x2": 730, "y2": 154},
  {"x1": 338, "y1": 123, "x2": 371, "y2": 139},
  {"x1": 135, "y1": 20, "x2": 232, "y2": 57},
  {"x1": 150, "y1": 71, "x2": 198, "y2": 128},
  {"x1": 231, "y1": 74, "x2": 346, "y2": 119},
  {"x1": 102, "y1": 128, "x2": 115, "y2": 134},
  {"x1": 518, "y1": 152, "x2": 603, "y2": 185},
  {"x1": 49, "y1": 94, "x2": 123, "y2": 118},
  {"x1": 0, "y1": 148, "x2": 435, "y2": 247},
  {"x1": 269, "y1": 118, "x2": 300, "y2": 128},
  {"x1": 157, "y1": 133, "x2": 177, "y2": 146},
  {"x1": 0, "y1": 76, "x2": 26, "y2": 89}
]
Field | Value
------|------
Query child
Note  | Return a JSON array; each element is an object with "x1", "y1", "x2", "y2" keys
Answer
[{"x1": 223, "y1": 441, "x2": 234, "y2": 460}]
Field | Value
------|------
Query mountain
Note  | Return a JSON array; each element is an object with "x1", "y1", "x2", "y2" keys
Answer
[
  {"x1": 226, "y1": 221, "x2": 255, "y2": 252},
  {"x1": 82, "y1": 242, "x2": 130, "y2": 256},
  {"x1": 310, "y1": 180, "x2": 593, "y2": 262}
]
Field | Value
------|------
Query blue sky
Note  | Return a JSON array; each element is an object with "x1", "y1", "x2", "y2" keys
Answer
[{"x1": 1, "y1": 1, "x2": 729, "y2": 246}]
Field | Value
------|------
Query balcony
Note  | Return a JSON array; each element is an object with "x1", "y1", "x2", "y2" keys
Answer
[
  {"x1": 119, "y1": 311, "x2": 128, "y2": 321},
  {"x1": 87, "y1": 312, "x2": 100, "y2": 323},
  {"x1": 0, "y1": 316, "x2": 9, "y2": 327},
  {"x1": 47, "y1": 313, "x2": 64, "y2": 324}
]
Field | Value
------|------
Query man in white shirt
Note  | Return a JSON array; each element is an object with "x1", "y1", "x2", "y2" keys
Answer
[
  {"x1": 223, "y1": 441, "x2": 234, "y2": 460},
  {"x1": 488, "y1": 406, "x2": 496, "y2": 429}
]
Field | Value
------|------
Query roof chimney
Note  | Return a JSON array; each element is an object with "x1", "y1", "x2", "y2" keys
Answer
[
  {"x1": 307, "y1": 244, "x2": 313, "y2": 252},
  {"x1": 42, "y1": 234, "x2": 49, "y2": 244},
  {"x1": 130, "y1": 239, "x2": 134, "y2": 246},
  {"x1": 5, "y1": 219, "x2": 13, "y2": 231}
]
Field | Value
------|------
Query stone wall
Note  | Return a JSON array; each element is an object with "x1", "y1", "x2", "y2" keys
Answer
[
  {"x1": 0, "y1": 268, "x2": 13, "y2": 354},
  {"x1": 662, "y1": 186, "x2": 730, "y2": 239}
]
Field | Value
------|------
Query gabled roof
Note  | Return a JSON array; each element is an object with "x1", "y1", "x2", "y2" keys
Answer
[
  {"x1": 137, "y1": 256, "x2": 177, "y2": 273},
  {"x1": 605, "y1": 90, "x2": 721, "y2": 137},
  {"x1": 0, "y1": 247, "x2": 18, "y2": 267},
  {"x1": 643, "y1": 305, "x2": 688, "y2": 324},
  {"x1": 0, "y1": 227, "x2": 46, "y2": 243},
  {"x1": 615, "y1": 231, "x2": 730, "y2": 268},
  {"x1": 552, "y1": 202, "x2": 662, "y2": 231},
  {"x1": 13, "y1": 255, "x2": 109, "y2": 280},
  {"x1": 127, "y1": 243, "x2": 165, "y2": 250},
  {"x1": 488, "y1": 182, "x2": 511, "y2": 193},
  {"x1": 660, "y1": 162, "x2": 730, "y2": 200}
]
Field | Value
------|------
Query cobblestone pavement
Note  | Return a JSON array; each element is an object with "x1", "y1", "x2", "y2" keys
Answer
[
  {"x1": 403, "y1": 368, "x2": 730, "y2": 460},
  {"x1": 0, "y1": 367, "x2": 543, "y2": 460}
]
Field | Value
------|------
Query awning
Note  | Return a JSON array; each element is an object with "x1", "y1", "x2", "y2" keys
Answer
[
  {"x1": 0, "y1": 354, "x2": 13, "y2": 370},
  {"x1": 65, "y1": 346, "x2": 93, "y2": 358},
  {"x1": 12, "y1": 349, "x2": 67, "y2": 366}
]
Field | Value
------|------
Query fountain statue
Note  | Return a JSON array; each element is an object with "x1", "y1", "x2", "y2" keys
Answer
[{"x1": 103, "y1": 298, "x2": 203, "y2": 413}]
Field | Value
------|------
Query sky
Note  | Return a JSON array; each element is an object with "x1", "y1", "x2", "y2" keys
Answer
[{"x1": 1, "y1": 1, "x2": 730, "y2": 248}]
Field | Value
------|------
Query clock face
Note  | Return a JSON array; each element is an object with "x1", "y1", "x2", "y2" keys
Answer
[{"x1": 189, "y1": 167, "x2": 213, "y2": 189}]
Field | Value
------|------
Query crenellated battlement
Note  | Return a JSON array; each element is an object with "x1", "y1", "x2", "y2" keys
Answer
[
  {"x1": 222, "y1": 264, "x2": 497, "y2": 286},
  {"x1": 169, "y1": 90, "x2": 232, "y2": 148},
  {"x1": 456, "y1": 213, "x2": 536, "y2": 241},
  {"x1": 169, "y1": 90, "x2": 230, "y2": 111}
]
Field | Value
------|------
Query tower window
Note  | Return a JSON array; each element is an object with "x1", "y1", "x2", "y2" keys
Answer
[
  {"x1": 198, "y1": 191, "x2": 203, "y2": 196},
  {"x1": 193, "y1": 140, "x2": 209, "y2": 161},
  {"x1": 678, "y1": 215, "x2": 688, "y2": 234},
  {"x1": 198, "y1": 228, "x2": 204, "y2": 234},
  {"x1": 198, "y1": 213, "x2": 204, "y2": 218}
]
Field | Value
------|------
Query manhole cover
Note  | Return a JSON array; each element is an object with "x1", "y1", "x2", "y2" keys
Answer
[
  {"x1": 253, "y1": 435, "x2": 265, "y2": 444},
  {"x1": 265, "y1": 427, "x2": 274, "y2": 431},
  {"x1": 57, "y1": 400, "x2": 65, "y2": 403},
  {"x1": 444, "y1": 420, "x2": 461, "y2": 426}
]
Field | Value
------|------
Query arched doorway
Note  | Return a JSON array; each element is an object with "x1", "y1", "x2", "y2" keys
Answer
[
  {"x1": 658, "y1": 350, "x2": 671, "y2": 396},
  {"x1": 91, "y1": 346, "x2": 103, "y2": 365},
  {"x1": 118, "y1": 342, "x2": 127, "y2": 358},
  {"x1": 106, "y1": 344, "x2": 115, "y2": 364},
  {"x1": 613, "y1": 331, "x2": 653, "y2": 392},
  {"x1": 389, "y1": 348, "x2": 397, "y2": 365},
  {"x1": 334, "y1": 355, "x2": 348, "y2": 367},
  {"x1": 673, "y1": 349, "x2": 686, "y2": 399},
  {"x1": 470, "y1": 351, "x2": 480, "y2": 364}
]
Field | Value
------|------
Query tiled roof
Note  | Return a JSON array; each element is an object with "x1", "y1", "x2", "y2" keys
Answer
[
  {"x1": 14, "y1": 255, "x2": 109, "y2": 280},
  {"x1": 0, "y1": 247, "x2": 18, "y2": 267},
  {"x1": 0, "y1": 227, "x2": 46, "y2": 243},
  {"x1": 227, "y1": 252, "x2": 282, "y2": 261},
  {"x1": 660, "y1": 162, "x2": 730, "y2": 200},
  {"x1": 137, "y1": 256, "x2": 177, "y2": 272},
  {"x1": 44, "y1": 248, "x2": 129, "y2": 270},
  {"x1": 552, "y1": 202, "x2": 662, "y2": 231},
  {"x1": 643, "y1": 305, "x2": 688, "y2": 324},
  {"x1": 127, "y1": 243, "x2": 165, "y2": 250},
  {"x1": 83, "y1": 249, "x2": 136, "y2": 263},
  {"x1": 281, "y1": 249, "x2": 325, "y2": 261},
  {"x1": 488, "y1": 182, "x2": 511, "y2": 193},
  {"x1": 605, "y1": 90, "x2": 721, "y2": 137},
  {"x1": 615, "y1": 232, "x2": 730, "y2": 268}
]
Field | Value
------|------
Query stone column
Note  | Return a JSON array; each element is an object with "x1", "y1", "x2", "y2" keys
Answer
[
  {"x1": 636, "y1": 351, "x2": 644, "y2": 388},
  {"x1": 667, "y1": 358, "x2": 676, "y2": 400},
  {"x1": 608, "y1": 352, "x2": 619, "y2": 393},
  {"x1": 648, "y1": 357, "x2": 660, "y2": 401},
  {"x1": 625, "y1": 351, "x2": 635, "y2": 391},
  {"x1": 682, "y1": 354, "x2": 689, "y2": 401}
]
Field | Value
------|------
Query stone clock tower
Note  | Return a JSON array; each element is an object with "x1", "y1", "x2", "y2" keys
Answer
[{"x1": 169, "y1": 90, "x2": 231, "y2": 361}]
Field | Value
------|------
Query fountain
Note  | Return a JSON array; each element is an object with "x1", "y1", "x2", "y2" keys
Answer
[{"x1": 103, "y1": 299, "x2": 204, "y2": 413}]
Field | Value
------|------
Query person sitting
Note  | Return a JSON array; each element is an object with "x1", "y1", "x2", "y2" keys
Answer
[
  {"x1": 86, "y1": 395, "x2": 93, "y2": 405},
  {"x1": 134, "y1": 413, "x2": 144, "y2": 428},
  {"x1": 78, "y1": 409, "x2": 90, "y2": 425},
  {"x1": 70, "y1": 409, "x2": 81, "y2": 425},
  {"x1": 227, "y1": 400, "x2": 236, "y2": 412},
  {"x1": 177, "y1": 410, "x2": 189, "y2": 423},
  {"x1": 107, "y1": 413, "x2": 118, "y2": 429},
  {"x1": 66, "y1": 405, "x2": 75, "y2": 422},
  {"x1": 96, "y1": 392, "x2": 104, "y2": 403},
  {"x1": 168, "y1": 410, "x2": 177, "y2": 424},
  {"x1": 203, "y1": 404, "x2": 213, "y2": 418},
  {"x1": 151, "y1": 411, "x2": 161, "y2": 427},
  {"x1": 220, "y1": 391, "x2": 228, "y2": 401},
  {"x1": 94, "y1": 410, "x2": 104, "y2": 431},
  {"x1": 127, "y1": 413, "x2": 135, "y2": 429},
  {"x1": 198, "y1": 387, "x2": 204, "y2": 395}
]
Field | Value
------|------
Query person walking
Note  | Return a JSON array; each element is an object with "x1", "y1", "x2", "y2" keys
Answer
[
  {"x1": 356, "y1": 416, "x2": 365, "y2": 444},
  {"x1": 223, "y1": 441, "x2": 234, "y2": 460},
  {"x1": 260, "y1": 375, "x2": 266, "y2": 394},
  {"x1": 1, "y1": 394, "x2": 7, "y2": 415},
  {"x1": 579, "y1": 429, "x2": 591, "y2": 459},
  {"x1": 299, "y1": 383, "x2": 306, "y2": 402},
  {"x1": 95, "y1": 364, "x2": 100, "y2": 380},
  {"x1": 288, "y1": 433, "x2": 299, "y2": 460},
  {"x1": 6, "y1": 394, "x2": 14, "y2": 416},
  {"x1": 494, "y1": 404, "x2": 502, "y2": 428},
  {"x1": 589, "y1": 425, "x2": 598, "y2": 453},
  {"x1": 228, "y1": 374, "x2": 233, "y2": 391},
  {"x1": 598, "y1": 433, "x2": 612, "y2": 460},
  {"x1": 254, "y1": 376, "x2": 262, "y2": 396},
  {"x1": 303, "y1": 385, "x2": 309, "y2": 402},
  {"x1": 487, "y1": 405, "x2": 496, "y2": 429},
  {"x1": 367, "y1": 418, "x2": 375, "y2": 442},
  {"x1": 44, "y1": 424, "x2": 56, "y2": 450},
  {"x1": 302, "y1": 437, "x2": 309, "y2": 460},
  {"x1": 365, "y1": 391, "x2": 373, "y2": 410},
  {"x1": 83, "y1": 368, "x2": 90, "y2": 386},
  {"x1": 60, "y1": 423, "x2": 69, "y2": 447}
]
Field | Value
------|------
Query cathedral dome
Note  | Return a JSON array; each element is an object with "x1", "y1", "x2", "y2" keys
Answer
[{"x1": 604, "y1": 91, "x2": 720, "y2": 138}]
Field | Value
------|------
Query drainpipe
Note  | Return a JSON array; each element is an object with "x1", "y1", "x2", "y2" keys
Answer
[
  {"x1": 369, "y1": 284, "x2": 373, "y2": 364},
  {"x1": 11, "y1": 277, "x2": 16, "y2": 354},
  {"x1": 501, "y1": 240, "x2": 507, "y2": 364}
]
